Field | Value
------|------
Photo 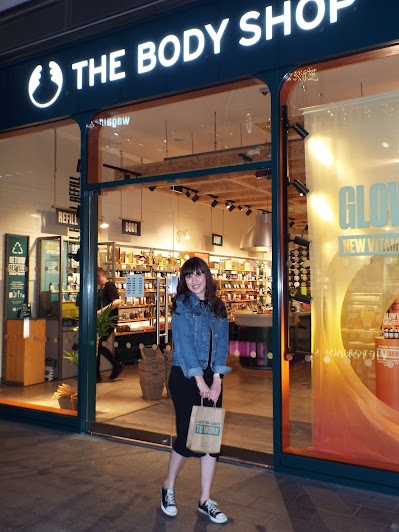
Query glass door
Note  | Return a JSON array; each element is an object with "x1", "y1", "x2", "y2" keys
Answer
[{"x1": 88, "y1": 80, "x2": 274, "y2": 463}]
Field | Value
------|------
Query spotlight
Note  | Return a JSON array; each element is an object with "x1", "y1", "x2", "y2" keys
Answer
[
  {"x1": 255, "y1": 169, "x2": 272, "y2": 179},
  {"x1": 289, "y1": 219, "x2": 295, "y2": 227},
  {"x1": 238, "y1": 205, "x2": 243, "y2": 211},
  {"x1": 293, "y1": 293, "x2": 312, "y2": 304},
  {"x1": 291, "y1": 179, "x2": 309, "y2": 196},
  {"x1": 238, "y1": 152, "x2": 253, "y2": 162},
  {"x1": 292, "y1": 123, "x2": 309, "y2": 139},
  {"x1": 291, "y1": 236, "x2": 310, "y2": 248},
  {"x1": 192, "y1": 192, "x2": 199, "y2": 203},
  {"x1": 245, "y1": 206, "x2": 252, "y2": 216},
  {"x1": 185, "y1": 189, "x2": 191, "y2": 197},
  {"x1": 211, "y1": 198, "x2": 218, "y2": 208},
  {"x1": 148, "y1": 186, "x2": 156, "y2": 191},
  {"x1": 225, "y1": 201, "x2": 230, "y2": 209},
  {"x1": 228, "y1": 203, "x2": 236, "y2": 212}
]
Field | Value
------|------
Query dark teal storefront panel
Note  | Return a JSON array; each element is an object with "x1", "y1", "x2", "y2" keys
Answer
[{"x1": 1, "y1": 0, "x2": 399, "y2": 131}]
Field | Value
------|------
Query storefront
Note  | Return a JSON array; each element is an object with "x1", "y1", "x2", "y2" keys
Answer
[{"x1": 1, "y1": 0, "x2": 399, "y2": 491}]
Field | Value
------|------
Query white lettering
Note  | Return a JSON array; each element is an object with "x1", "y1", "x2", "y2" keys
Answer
[
  {"x1": 296, "y1": 0, "x2": 325, "y2": 30},
  {"x1": 89, "y1": 54, "x2": 107, "y2": 87},
  {"x1": 138, "y1": 41, "x2": 157, "y2": 74},
  {"x1": 205, "y1": 18, "x2": 229, "y2": 54},
  {"x1": 330, "y1": 0, "x2": 355, "y2": 23},
  {"x1": 266, "y1": 1, "x2": 291, "y2": 40},
  {"x1": 183, "y1": 28, "x2": 205, "y2": 62},
  {"x1": 158, "y1": 35, "x2": 181, "y2": 67},
  {"x1": 239, "y1": 11, "x2": 261, "y2": 47},
  {"x1": 72, "y1": 59, "x2": 88, "y2": 90},
  {"x1": 109, "y1": 49, "x2": 126, "y2": 81}
]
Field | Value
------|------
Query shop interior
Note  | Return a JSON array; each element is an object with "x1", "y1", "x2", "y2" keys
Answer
[{"x1": 2, "y1": 49, "x2": 399, "y2": 463}]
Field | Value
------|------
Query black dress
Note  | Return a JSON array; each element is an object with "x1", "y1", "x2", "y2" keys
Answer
[{"x1": 169, "y1": 315, "x2": 223, "y2": 458}]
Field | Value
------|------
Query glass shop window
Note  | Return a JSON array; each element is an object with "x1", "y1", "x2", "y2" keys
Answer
[
  {"x1": 87, "y1": 80, "x2": 271, "y2": 184},
  {"x1": 282, "y1": 47, "x2": 399, "y2": 471},
  {"x1": 0, "y1": 121, "x2": 81, "y2": 416}
]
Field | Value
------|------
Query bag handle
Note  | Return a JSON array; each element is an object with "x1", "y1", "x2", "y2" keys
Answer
[{"x1": 200, "y1": 397, "x2": 217, "y2": 407}]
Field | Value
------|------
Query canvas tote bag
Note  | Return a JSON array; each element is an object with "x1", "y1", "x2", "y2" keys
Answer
[{"x1": 186, "y1": 399, "x2": 225, "y2": 454}]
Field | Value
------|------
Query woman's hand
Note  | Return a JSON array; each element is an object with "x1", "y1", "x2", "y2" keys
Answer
[
  {"x1": 195, "y1": 376, "x2": 210, "y2": 399},
  {"x1": 209, "y1": 377, "x2": 222, "y2": 405}
]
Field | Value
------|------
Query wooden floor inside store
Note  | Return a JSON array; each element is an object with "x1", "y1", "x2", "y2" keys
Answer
[{"x1": 0, "y1": 358, "x2": 312, "y2": 454}]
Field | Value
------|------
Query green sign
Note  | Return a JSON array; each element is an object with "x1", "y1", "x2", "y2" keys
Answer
[{"x1": 5, "y1": 234, "x2": 29, "y2": 319}]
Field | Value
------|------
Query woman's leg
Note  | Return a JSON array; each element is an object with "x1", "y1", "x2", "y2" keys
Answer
[
  {"x1": 164, "y1": 450, "x2": 185, "y2": 489},
  {"x1": 199, "y1": 453, "x2": 217, "y2": 504}
]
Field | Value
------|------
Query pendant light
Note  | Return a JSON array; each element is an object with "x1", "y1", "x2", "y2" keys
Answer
[{"x1": 240, "y1": 212, "x2": 272, "y2": 252}]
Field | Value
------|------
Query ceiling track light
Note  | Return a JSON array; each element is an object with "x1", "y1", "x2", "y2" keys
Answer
[
  {"x1": 255, "y1": 168, "x2": 272, "y2": 179},
  {"x1": 290, "y1": 235, "x2": 310, "y2": 248},
  {"x1": 289, "y1": 179, "x2": 309, "y2": 196},
  {"x1": 289, "y1": 219, "x2": 295, "y2": 227},
  {"x1": 238, "y1": 205, "x2": 243, "y2": 211},
  {"x1": 185, "y1": 189, "x2": 191, "y2": 197},
  {"x1": 192, "y1": 191, "x2": 199, "y2": 203},
  {"x1": 245, "y1": 205, "x2": 252, "y2": 216},
  {"x1": 209, "y1": 195, "x2": 219, "y2": 208},
  {"x1": 148, "y1": 186, "x2": 156, "y2": 191},
  {"x1": 171, "y1": 185, "x2": 183, "y2": 193},
  {"x1": 291, "y1": 122, "x2": 309, "y2": 139},
  {"x1": 228, "y1": 204, "x2": 236, "y2": 212}
]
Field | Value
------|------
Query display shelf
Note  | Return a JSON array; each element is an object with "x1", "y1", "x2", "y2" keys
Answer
[
  {"x1": 119, "y1": 316, "x2": 156, "y2": 322},
  {"x1": 120, "y1": 304, "x2": 158, "y2": 308}
]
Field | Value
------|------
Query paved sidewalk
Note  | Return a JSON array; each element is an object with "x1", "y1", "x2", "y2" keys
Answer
[{"x1": 1, "y1": 420, "x2": 399, "y2": 531}]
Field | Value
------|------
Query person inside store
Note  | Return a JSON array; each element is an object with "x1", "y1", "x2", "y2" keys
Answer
[
  {"x1": 161, "y1": 257, "x2": 231, "y2": 524},
  {"x1": 97, "y1": 267, "x2": 124, "y2": 381}
]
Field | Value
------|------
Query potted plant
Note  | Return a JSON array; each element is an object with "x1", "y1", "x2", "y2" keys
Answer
[{"x1": 54, "y1": 305, "x2": 118, "y2": 410}]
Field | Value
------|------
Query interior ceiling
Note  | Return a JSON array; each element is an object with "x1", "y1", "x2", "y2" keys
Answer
[{"x1": 63, "y1": 51, "x2": 399, "y2": 229}]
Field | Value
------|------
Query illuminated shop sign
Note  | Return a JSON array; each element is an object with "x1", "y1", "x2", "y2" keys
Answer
[
  {"x1": 338, "y1": 182, "x2": 399, "y2": 256},
  {"x1": 27, "y1": 0, "x2": 356, "y2": 108}
]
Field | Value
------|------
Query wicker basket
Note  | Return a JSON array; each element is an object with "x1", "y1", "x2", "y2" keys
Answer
[{"x1": 138, "y1": 345, "x2": 165, "y2": 400}]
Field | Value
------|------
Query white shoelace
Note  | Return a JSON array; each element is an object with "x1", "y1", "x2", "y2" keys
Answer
[
  {"x1": 165, "y1": 489, "x2": 176, "y2": 506},
  {"x1": 205, "y1": 499, "x2": 220, "y2": 515}
]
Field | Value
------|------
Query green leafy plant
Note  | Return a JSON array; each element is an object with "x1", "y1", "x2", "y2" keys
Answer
[
  {"x1": 63, "y1": 303, "x2": 118, "y2": 367},
  {"x1": 96, "y1": 303, "x2": 119, "y2": 339},
  {"x1": 63, "y1": 350, "x2": 79, "y2": 367}
]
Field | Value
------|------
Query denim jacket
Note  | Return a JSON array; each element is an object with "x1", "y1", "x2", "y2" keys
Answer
[{"x1": 171, "y1": 293, "x2": 231, "y2": 379}]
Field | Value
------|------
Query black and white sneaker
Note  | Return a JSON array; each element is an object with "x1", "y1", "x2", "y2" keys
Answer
[
  {"x1": 198, "y1": 499, "x2": 227, "y2": 524},
  {"x1": 161, "y1": 488, "x2": 177, "y2": 517}
]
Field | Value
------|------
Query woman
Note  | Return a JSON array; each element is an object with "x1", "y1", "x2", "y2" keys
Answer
[{"x1": 161, "y1": 257, "x2": 231, "y2": 524}]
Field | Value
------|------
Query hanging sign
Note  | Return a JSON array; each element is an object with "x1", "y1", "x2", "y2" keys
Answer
[
  {"x1": 5, "y1": 234, "x2": 29, "y2": 319},
  {"x1": 122, "y1": 219, "x2": 141, "y2": 236},
  {"x1": 125, "y1": 274, "x2": 144, "y2": 297},
  {"x1": 56, "y1": 207, "x2": 79, "y2": 228},
  {"x1": 212, "y1": 234, "x2": 223, "y2": 247}
]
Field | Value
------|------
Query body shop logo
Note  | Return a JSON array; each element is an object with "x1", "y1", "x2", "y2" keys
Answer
[{"x1": 28, "y1": 61, "x2": 63, "y2": 108}]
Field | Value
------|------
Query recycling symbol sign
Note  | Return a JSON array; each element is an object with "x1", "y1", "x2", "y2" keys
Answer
[{"x1": 12, "y1": 242, "x2": 24, "y2": 254}]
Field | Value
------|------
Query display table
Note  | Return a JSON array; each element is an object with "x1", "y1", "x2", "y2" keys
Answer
[
  {"x1": 232, "y1": 311, "x2": 273, "y2": 369},
  {"x1": 5, "y1": 319, "x2": 45, "y2": 386},
  {"x1": 375, "y1": 337, "x2": 399, "y2": 411},
  {"x1": 232, "y1": 311, "x2": 310, "y2": 368}
]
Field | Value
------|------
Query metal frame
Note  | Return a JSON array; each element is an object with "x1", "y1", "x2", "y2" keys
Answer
[{"x1": 1, "y1": 0, "x2": 399, "y2": 493}]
